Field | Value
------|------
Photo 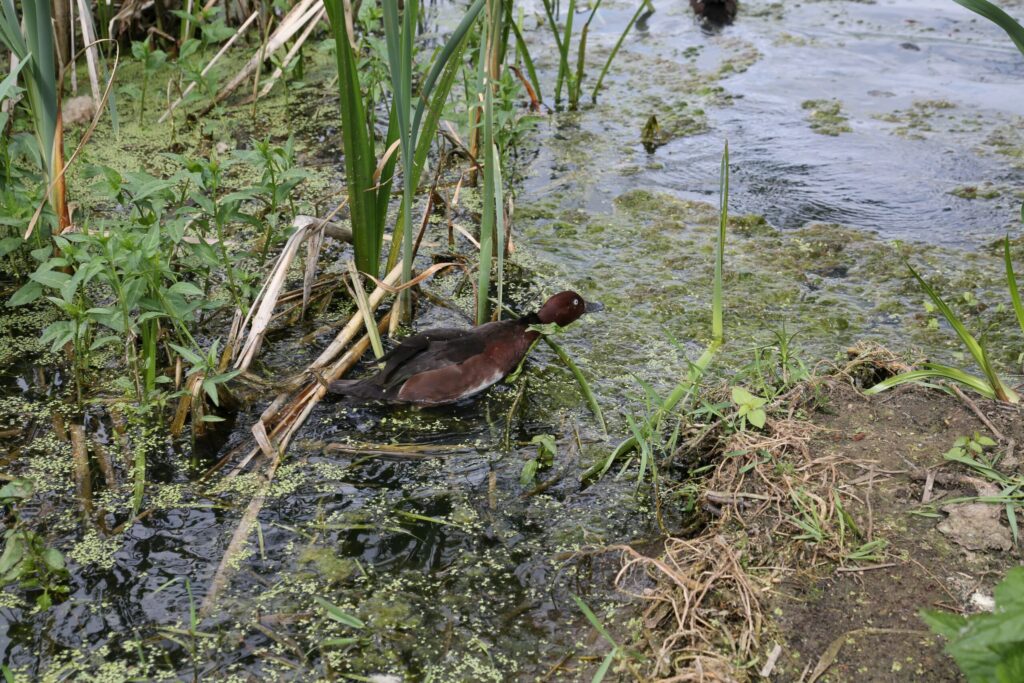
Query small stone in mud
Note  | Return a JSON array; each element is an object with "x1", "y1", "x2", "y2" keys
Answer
[{"x1": 937, "y1": 501, "x2": 1012, "y2": 551}]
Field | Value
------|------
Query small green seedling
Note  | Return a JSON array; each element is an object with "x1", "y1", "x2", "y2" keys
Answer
[
  {"x1": 731, "y1": 386, "x2": 768, "y2": 429},
  {"x1": 946, "y1": 432, "x2": 998, "y2": 461},
  {"x1": 521, "y1": 434, "x2": 557, "y2": 486}
]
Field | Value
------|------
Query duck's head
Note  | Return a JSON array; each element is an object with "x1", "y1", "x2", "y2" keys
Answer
[{"x1": 537, "y1": 291, "x2": 603, "y2": 327}]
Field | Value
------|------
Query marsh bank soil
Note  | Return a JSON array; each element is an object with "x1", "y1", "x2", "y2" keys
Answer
[{"x1": 764, "y1": 384, "x2": 1024, "y2": 682}]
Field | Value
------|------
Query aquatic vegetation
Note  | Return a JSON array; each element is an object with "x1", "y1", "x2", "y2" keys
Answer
[
  {"x1": 801, "y1": 99, "x2": 851, "y2": 136},
  {"x1": 130, "y1": 38, "x2": 167, "y2": 125},
  {"x1": 0, "y1": 479, "x2": 69, "y2": 609},
  {"x1": 536, "y1": 0, "x2": 649, "y2": 110},
  {"x1": 592, "y1": 142, "x2": 731, "y2": 480}
]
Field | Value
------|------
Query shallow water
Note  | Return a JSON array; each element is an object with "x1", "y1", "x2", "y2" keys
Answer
[{"x1": 2, "y1": 0, "x2": 1023, "y2": 680}]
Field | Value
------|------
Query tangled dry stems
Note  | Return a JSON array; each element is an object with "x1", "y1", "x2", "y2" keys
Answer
[{"x1": 616, "y1": 354, "x2": 905, "y2": 680}]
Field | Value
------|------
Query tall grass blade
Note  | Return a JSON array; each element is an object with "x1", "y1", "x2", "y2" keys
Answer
[
  {"x1": 492, "y1": 143, "x2": 505, "y2": 316},
  {"x1": 713, "y1": 142, "x2": 727, "y2": 343},
  {"x1": 558, "y1": 0, "x2": 577, "y2": 105},
  {"x1": 476, "y1": 72, "x2": 496, "y2": 324},
  {"x1": 952, "y1": 0, "x2": 1024, "y2": 55},
  {"x1": 382, "y1": 0, "x2": 417, "y2": 313},
  {"x1": 386, "y1": 0, "x2": 484, "y2": 275},
  {"x1": 570, "y1": 0, "x2": 603, "y2": 109},
  {"x1": 591, "y1": 0, "x2": 649, "y2": 103},
  {"x1": 540, "y1": 0, "x2": 569, "y2": 106},
  {"x1": 324, "y1": 0, "x2": 383, "y2": 278},
  {"x1": 1005, "y1": 236, "x2": 1024, "y2": 337},
  {"x1": 1, "y1": 0, "x2": 64, "y2": 229},
  {"x1": 411, "y1": 0, "x2": 485, "y2": 138},
  {"x1": 907, "y1": 261, "x2": 1013, "y2": 402},
  {"x1": 386, "y1": 41, "x2": 469, "y2": 272}
]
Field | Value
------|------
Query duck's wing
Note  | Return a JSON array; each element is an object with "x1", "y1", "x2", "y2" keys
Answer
[{"x1": 376, "y1": 327, "x2": 483, "y2": 386}]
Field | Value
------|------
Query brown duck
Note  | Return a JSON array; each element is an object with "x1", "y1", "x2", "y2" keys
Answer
[{"x1": 328, "y1": 291, "x2": 600, "y2": 406}]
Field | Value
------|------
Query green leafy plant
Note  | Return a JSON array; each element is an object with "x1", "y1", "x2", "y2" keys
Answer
[
  {"x1": 520, "y1": 434, "x2": 557, "y2": 485},
  {"x1": 131, "y1": 38, "x2": 167, "y2": 124},
  {"x1": 731, "y1": 386, "x2": 767, "y2": 430},
  {"x1": 922, "y1": 567, "x2": 1024, "y2": 682}
]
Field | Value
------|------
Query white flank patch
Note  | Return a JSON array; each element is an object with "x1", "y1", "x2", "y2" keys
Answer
[{"x1": 460, "y1": 369, "x2": 504, "y2": 400}]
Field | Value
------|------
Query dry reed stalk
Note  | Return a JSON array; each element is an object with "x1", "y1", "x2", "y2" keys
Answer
[
  {"x1": 301, "y1": 222, "x2": 324, "y2": 317},
  {"x1": 74, "y1": 0, "x2": 101, "y2": 105},
  {"x1": 614, "y1": 535, "x2": 763, "y2": 681},
  {"x1": 69, "y1": 424, "x2": 93, "y2": 519},
  {"x1": 196, "y1": 0, "x2": 321, "y2": 116},
  {"x1": 346, "y1": 260, "x2": 384, "y2": 359},
  {"x1": 247, "y1": 7, "x2": 327, "y2": 103},
  {"x1": 233, "y1": 205, "x2": 346, "y2": 372},
  {"x1": 92, "y1": 437, "x2": 117, "y2": 490},
  {"x1": 159, "y1": 10, "x2": 259, "y2": 123}
]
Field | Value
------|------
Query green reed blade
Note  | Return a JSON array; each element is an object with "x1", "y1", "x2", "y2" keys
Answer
[
  {"x1": 571, "y1": 0, "x2": 603, "y2": 109},
  {"x1": 952, "y1": 0, "x2": 1024, "y2": 55},
  {"x1": 863, "y1": 364, "x2": 1007, "y2": 402},
  {"x1": 492, "y1": 143, "x2": 505, "y2": 318},
  {"x1": 476, "y1": 57, "x2": 496, "y2": 324},
  {"x1": 1, "y1": 0, "x2": 57, "y2": 182},
  {"x1": 713, "y1": 142, "x2": 728, "y2": 343},
  {"x1": 324, "y1": 0, "x2": 382, "y2": 278},
  {"x1": 387, "y1": 35, "x2": 471, "y2": 273},
  {"x1": 1005, "y1": 236, "x2": 1024, "y2": 337},
  {"x1": 593, "y1": 143, "x2": 729, "y2": 478},
  {"x1": 591, "y1": 0, "x2": 649, "y2": 103},
  {"x1": 412, "y1": 0, "x2": 485, "y2": 139},
  {"x1": 544, "y1": 335, "x2": 607, "y2": 434},
  {"x1": 383, "y1": 0, "x2": 417, "y2": 308},
  {"x1": 558, "y1": 0, "x2": 577, "y2": 105}
]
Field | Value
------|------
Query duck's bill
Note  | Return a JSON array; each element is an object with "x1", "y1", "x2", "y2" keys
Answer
[{"x1": 584, "y1": 301, "x2": 604, "y2": 313}]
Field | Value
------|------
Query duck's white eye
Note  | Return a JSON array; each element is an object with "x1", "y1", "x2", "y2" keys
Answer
[{"x1": 573, "y1": 298, "x2": 580, "y2": 306}]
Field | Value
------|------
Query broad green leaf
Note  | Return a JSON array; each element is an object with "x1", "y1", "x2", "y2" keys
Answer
[
  {"x1": 732, "y1": 386, "x2": 755, "y2": 405},
  {"x1": 168, "y1": 281, "x2": 204, "y2": 297},
  {"x1": 29, "y1": 269, "x2": 71, "y2": 290},
  {"x1": 0, "y1": 479, "x2": 33, "y2": 501},
  {"x1": 314, "y1": 596, "x2": 365, "y2": 629}
]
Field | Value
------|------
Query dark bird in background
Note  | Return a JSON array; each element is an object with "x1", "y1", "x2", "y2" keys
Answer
[
  {"x1": 328, "y1": 291, "x2": 601, "y2": 406},
  {"x1": 690, "y1": 0, "x2": 737, "y2": 26}
]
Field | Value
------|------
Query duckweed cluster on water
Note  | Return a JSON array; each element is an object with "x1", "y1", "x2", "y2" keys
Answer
[{"x1": 801, "y1": 99, "x2": 852, "y2": 136}]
